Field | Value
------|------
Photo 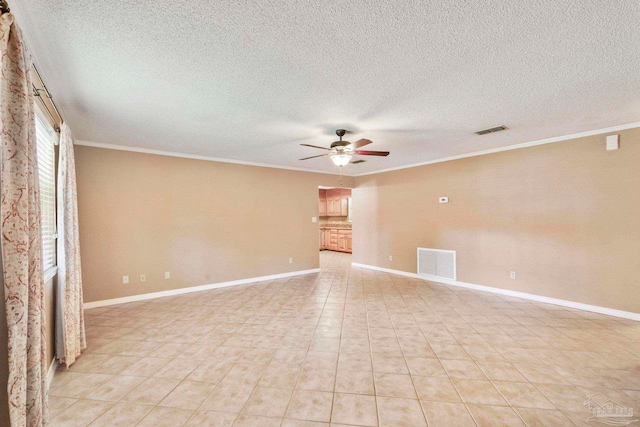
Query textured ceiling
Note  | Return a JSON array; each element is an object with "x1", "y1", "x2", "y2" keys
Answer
[{"x1": 12, "y1": 0, "x2": 640, "y2": 175}]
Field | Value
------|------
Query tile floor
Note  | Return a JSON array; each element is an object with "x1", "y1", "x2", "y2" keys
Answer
[{"x1": 50, "y1": 251, "x2": 640, "y2": 426}]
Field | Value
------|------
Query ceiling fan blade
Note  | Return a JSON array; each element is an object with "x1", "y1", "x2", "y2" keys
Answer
[
  {"x1": 300, "y1": 143, "x2": 330, "y2": 150},
  {"x1": 355, "y1": 150, "x2": 390, "y2": 156},
  {"x1": 299, "y1": 154, "x2": 329, "y2": 160},
  {"x1": 349, "y1": 138, "x2": 373, "y2": 149}
]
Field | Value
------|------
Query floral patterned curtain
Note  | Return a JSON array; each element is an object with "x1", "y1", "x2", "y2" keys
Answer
[
  {"x1": 55, "y1": 123, "x2": 86, "y2": 367},
  {"x1": 1, "y1": 11, "x2": 49, "y2": 427}
]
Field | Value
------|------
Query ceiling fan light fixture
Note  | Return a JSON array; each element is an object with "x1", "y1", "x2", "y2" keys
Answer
[{"x1": 330, "y1": 153, "x2": 352, "y2": 166}]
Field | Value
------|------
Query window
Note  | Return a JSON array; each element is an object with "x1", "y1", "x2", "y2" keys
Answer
[{"x1": 35, "y1": 106, "x2": 58, "y2": 273}]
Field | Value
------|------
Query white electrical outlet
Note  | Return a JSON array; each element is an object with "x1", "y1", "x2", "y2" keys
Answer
[
  {"x1": 289, "y1": 258, "x2": 293, "y2": 264},
  {"x1": 510, "y1": 271, "x2": 516, "y2": 279},
  {"x1": 164, "y1": 272, "x2": 170, "y2": 279},
  {"x1": 389, "y1": 255, "x2": 393, "y2": 261},
  {"x1": 122, "y1": 275, "x2": 129, "y2": 284},
  {"x1": 140, "y1": 274, "x2": 146, "y2": 282}
]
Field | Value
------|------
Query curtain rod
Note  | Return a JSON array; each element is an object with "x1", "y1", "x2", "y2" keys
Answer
[
  {"x1": 0, "y1": 0, "x2": 63, "y2": 131},
  {"x1": 32, "y1": 65, "x2": 64, "y2": 132}
]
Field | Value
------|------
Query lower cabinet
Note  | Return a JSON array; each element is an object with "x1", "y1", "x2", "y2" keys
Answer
[{"x1": 320, "y1": 228, "x2": 352, "y2": 253}]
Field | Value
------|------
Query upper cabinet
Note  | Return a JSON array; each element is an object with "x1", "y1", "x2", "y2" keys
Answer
[
  {"x1": 319, "y1": 189, "x2": 327, "y2": 216},
  {"x1": 319, "y1": 188, "x2": 351, "y2": 217}
]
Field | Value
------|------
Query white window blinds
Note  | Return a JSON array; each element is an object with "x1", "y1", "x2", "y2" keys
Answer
[{"x1": 35, "y1": 106, "x2": 58, "y2": 272}]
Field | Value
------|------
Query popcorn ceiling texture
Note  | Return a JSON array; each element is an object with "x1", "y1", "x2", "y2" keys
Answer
[{"x1": 12, "y1": 0, "x2": 640, "y2": 174}]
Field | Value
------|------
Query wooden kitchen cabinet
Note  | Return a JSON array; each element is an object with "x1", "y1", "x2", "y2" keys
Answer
[
  {"x1": 338, "y1": 234, "x2": 347, "y2": 251},
  {"x1": 320, "y1": 188, "x2": 351, "y2": 217},
  {"x1": 340, "y1": 197, "x2": 348, "y2": 216},
  {"x1": 320, "y1": 228, "x2": 352, "y2": 253}
]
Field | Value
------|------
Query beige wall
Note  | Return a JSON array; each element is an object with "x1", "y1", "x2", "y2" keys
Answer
[
  {"x1": 353, "y1": 128, "x2": 640, "y2": 314},
  {"x1": 75, "y1": 146, "x2": 352, "y2": 303}
]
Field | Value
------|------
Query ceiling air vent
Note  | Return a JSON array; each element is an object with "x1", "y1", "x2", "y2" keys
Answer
[
  {"x1": 350, "y1": 160, "x2": 366, "y2": 164},
  {"x1": 475, "y1": 125, "x2": 507, "y2": 135}
]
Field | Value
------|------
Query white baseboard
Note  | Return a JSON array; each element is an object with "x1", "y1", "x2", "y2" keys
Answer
[
  {"x1": 46, "y1": 356, "x2": 56, "y2": 390},
  {"x1": 352, "y1": 262, "x2": 640, "y2": 322},
  {"x1": 84, "y1": 268, "x2": 321, "y2": 309}
]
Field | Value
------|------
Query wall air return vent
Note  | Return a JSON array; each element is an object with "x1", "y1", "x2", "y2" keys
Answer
[
  {"x1": 475, "y1": 125, "x2": 507, "y2": 135},
  {"x1": 417, "y1": 248, "x2": 456, "y2": 282}
]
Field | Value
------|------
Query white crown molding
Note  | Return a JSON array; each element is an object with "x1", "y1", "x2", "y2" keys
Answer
[
  {"x1": 352, "y1": 262, "x2": 640, "y2": 322},
  {"x1": 83, "y1": 268, "x2": 321, "y2": 309},
  {"x1": 75, "y1": 140, "x2": 353, "y2": 176},
  {"x1": 77, "y1": 121, "x2": 640, "y2": 178},
  {"x1": 354, "y1": 121, "x2": 640, "y2": 177}
]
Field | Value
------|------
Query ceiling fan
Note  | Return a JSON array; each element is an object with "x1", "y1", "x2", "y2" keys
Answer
[{"x1": 299, "y1": 129, "x2": 390, "y2": 166}]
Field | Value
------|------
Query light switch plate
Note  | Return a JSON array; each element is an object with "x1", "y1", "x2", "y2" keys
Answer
[
  {"x1": 439, "y1": 197, "x2": 449, "y2": 204},
  {"x1": 312, "y1": 217, "x2": 317, "y2": 223},
  {"x1": 606, "y1": 134, "x2": 619, "y2": 150}
]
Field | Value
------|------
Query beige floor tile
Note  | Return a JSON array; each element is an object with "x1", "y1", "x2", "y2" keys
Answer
[
  {"x1": 48, "y1": 396, "x2": 77, "y2": 418},
  {"x1": 335, "y1": 369, "x2": 374, "y2": 395},
  {"x1": 186, "y1": 360, "x2": 234, "y2": 383},
  {"x1": 233, "y1": 414, "x2": 283, "y2": 427},
  {"x1": 515, "y1": 363, "x2": 572, "y2": 385},
  {"x1": 372, "y1": 354, "x2": 409, "y2": 374},
  {"x1": 374, "y1": 373, "x2": 417, "y2": 398},
  {"x1": 224, "y1": 363, "x2": 266, "y2": 386},
  {"x1": 405, "y1": 357, "x2": 447, "y2": 377},
  {"x1": 304, "y1": 351, "x2": 339, "y2": 370},
  {"x1": 153, "y1": 357, "x2": 202, "y2": 380},
  {"x1": 412, "y1": 376, "x2": 461, "y2": 402},
  {"x1": 120, "y1": 356, "x2": 171, "y2": 376},
  {"x1": 85, "y1": 375, "x2": 145, "y2": 401},
  {"x1": 199, "y1": 377, "x2": 255, "y2": 412},
  {"x1": 286, "y1": 390, "x2": 333, "y2": 422},
  {"x1": 242, "y1": 386, "x2": 293, "y2": 418},
  {"x1": 297, "y1": 367, "x2": 336, "y2": 392},
  {"x1": 122, "y1": 377, "x2": 181, "y2": 405},
  {"x1": 185, "y1": 410, "x2": 237, "y2": 427},
  {"x1": 93, "y1": 355, "x2": 141, "y2": 375},
  {"x1": 137, "y1": 406, "x2": 194, "y2": 427},
  {"x1": 61, "y1": 252, "x2": 640, "y2": 427},
  {"x1": 50, "y1": 373, "x2": 114, "y2": 399},
  {"x1": 159, "y1": 380, "x2": 216, "y2": 409},
  {"x1": 376, "y1": 396, "x2": 427, "y2": 427},
  {"x1": 50, "y1": 399, "x2": 114, "y2": 427},
  {"x1": 331, "y1": 393, "x2": 377, "y2": 426},
  {"x1": 431, "y1": 342, "x2": 472, "y2": 359},
  {"x1": 476, "y1": 361, "x2": 527, "y2": 382},
  {"x1": 452, "y1": 379, "x2": 508, "y2": 406},
  {"x1": 89, "y1": 402, "x2": 153, "y2": 427},
  {"x1": 492, "y1": 381, "x2": 556, "y2": 409},
  {"x1": 535, "y1": 383, "x2": 589, "y2": 412},
  {"x1": 282, "y1": 420, "x2": 328, "y2": 427},
  {"x1": 338, "y1": 352, "x2": 372, "y2": 372},
  {"x1": 440, "y1": 359, "x2": 487, "y2": 379},
  {"x1": 420, "y1": 400, "x2": 476, "y2": 427},
  {"x1": 259, "y1": 365, "x2": 301, "y2": 389},
  {"x1": 514, "y1": 407, "x2": 575, "y2": 426},
  {"x1": 66, "y1": 353, "x2": 111, "y2": 372},
  {"x1": 466, "y1": 404, "x2": 526, "y2": 427}
]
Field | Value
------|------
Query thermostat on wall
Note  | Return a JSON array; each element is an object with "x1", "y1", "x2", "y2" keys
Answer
[{"x1": 439, "y1": 197, "x2": 449, "y2": 204}]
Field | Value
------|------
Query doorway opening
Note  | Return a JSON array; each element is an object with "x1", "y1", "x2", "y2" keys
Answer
[{"x1": 318, "y1": 187, "x2": 352, "y2": 266}]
